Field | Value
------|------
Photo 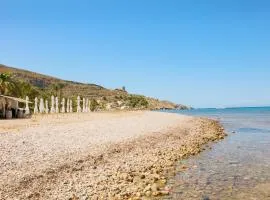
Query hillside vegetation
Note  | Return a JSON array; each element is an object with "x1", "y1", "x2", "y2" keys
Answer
[{"x1": 0, "y1": 64, "x2": 190, "y2": 111}]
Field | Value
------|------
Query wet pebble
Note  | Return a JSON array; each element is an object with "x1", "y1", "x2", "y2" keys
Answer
[{"x1": 202, "y1": 195, "x2": 210, "y2": 200}]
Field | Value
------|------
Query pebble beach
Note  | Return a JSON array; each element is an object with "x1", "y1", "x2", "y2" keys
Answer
[{"x1": 0, "y1": 111, "x2": 225, "y2": 199}]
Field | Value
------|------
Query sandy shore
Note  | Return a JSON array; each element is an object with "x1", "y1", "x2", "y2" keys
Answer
[{"x1": 0, "y1": 111, "x2": 225, "y2": 200}]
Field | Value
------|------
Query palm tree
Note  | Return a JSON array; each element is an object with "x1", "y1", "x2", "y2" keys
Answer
[
  {"x1": 0, "y1": 73, "x2": 15, "y2": 95},
  {"x1": 15, "y1": 81, "x2": 33, "y2": 97}
]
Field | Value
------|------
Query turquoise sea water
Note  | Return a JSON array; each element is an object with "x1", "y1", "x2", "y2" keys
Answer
[{"x1": 162, "y1": 107, "x2": 270, "y2": 200}]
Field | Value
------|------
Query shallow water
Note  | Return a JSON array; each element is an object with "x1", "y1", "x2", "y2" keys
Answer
[{"x1": 163, "y1": 107, "x2": 270, "y2": 200}]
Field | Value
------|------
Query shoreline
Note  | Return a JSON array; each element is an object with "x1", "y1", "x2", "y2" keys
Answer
[{"x1": 0, "y1": 111, "x2": 226, "y2": 199}]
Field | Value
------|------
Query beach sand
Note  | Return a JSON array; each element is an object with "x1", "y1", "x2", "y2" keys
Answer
[{"x1": 0, "y1": 111, "x2": 225, "y2": 199}]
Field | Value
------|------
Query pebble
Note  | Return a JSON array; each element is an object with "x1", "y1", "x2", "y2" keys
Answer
[
  {"x1": 151, "y1": 183, "x2": 159, "y2": 192},
  {"x1": 0, "y1": 115, "x2": 226, "y2": 199},
  {"x1": 202, "y1": 195, "x2": 210, "y2": 200}
]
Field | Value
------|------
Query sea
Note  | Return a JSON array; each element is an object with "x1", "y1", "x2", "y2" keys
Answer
[{"x1": 162, "y1": 107, "x2": 270, "y2": 200}]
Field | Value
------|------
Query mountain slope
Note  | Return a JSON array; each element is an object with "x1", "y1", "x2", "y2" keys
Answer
[{"x1": 0, "y1": 64, "x2": 190, "y2": 110}]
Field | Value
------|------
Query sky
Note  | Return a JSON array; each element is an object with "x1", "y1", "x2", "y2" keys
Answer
[{"x1": 1, "y1": 0, "x2": 270, "y2": 108}]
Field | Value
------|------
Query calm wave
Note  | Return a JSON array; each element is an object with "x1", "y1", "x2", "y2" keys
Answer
[{"x1": 162, "y1": 107, "x2": 270, "y2": 199}]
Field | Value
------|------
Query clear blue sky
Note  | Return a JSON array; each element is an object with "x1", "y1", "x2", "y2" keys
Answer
[{"x1": 1, "y1": 0, "x2": 270, "y2": 108}]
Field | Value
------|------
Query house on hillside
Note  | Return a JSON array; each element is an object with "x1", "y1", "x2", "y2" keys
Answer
[{"x1": 0, "y1": 95, "x2": 31, "y2": 119}]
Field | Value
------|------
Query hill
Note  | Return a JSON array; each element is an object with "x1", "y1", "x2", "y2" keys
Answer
[{"x1": 0, "y1": 64, "x2": 190, "y2": 111}]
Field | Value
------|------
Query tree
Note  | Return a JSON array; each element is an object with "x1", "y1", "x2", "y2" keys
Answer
[
  {"x1": 18, "y1": 81, "x2": 32, "y2": 96},
  {"x1": 51, "y1": 82, "x2": 65, "y2": 97},
  {"x1": 122, "y1": 86, "x2": 126, "y2": 91},
  {"x1": 14, "y1": 81, "x2": 40, "y2": 99},
  {"x1": 90, "y1": 99, "x2": 99, "y2": 111},
  {"x1": 0, "y1": 73, "x2": 15, "y2": 95}
]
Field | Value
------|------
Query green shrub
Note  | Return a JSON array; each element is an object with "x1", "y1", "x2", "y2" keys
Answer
[
  {"x1": 90, "y1": 99, "x2": 99, "y2": 111},
  {"x1": 127, "y1": 95, "x2": 148, "y2": 108}
]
